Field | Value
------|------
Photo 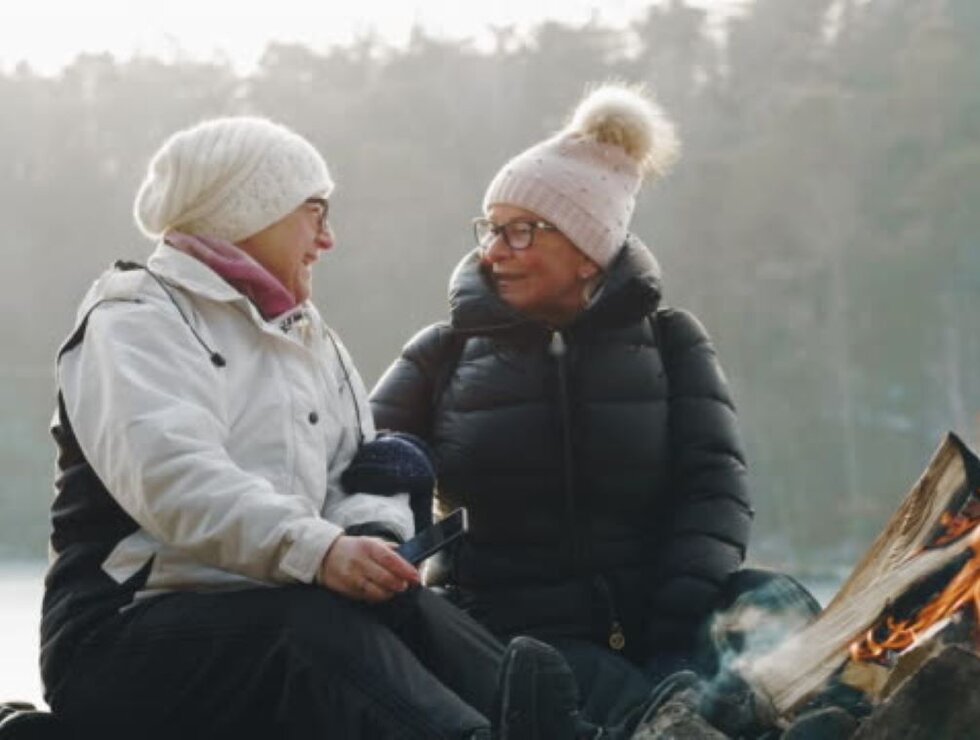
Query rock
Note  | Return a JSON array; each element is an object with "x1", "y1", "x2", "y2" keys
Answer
[
  {"x1": 782, "y1": 706, "x2": 859, "y2": 739},
  {"x1": 632, "y1": 692, "x2": 729, "y2": 740},
  {"x1": 852, "y1": 645, "x2": 980, "y2": 739}
]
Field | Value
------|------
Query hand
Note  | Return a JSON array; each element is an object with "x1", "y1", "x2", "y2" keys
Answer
[{"x1": 319, "y1": 535, "x2": 420, "y2": 603}]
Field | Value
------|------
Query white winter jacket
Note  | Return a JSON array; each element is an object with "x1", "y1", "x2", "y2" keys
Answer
[{"x1": 55, "y1": 242, "x2": 414, "y2": 595}]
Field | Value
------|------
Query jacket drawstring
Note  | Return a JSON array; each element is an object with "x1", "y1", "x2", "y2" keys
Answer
[{"x1": 114, "y1": 260, "x2": 226, "y2": 368}]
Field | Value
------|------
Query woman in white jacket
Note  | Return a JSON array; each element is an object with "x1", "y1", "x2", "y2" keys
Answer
[{"x1": 41, "y1": 117, "x2": 586, "y2": 740}]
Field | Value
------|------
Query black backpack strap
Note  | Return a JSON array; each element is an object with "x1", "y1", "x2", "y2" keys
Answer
[
  {"x1": 647, "y1": 310, "x2": 663, "y2": 351},
  {"x1": 430, "y1": 328, "x2": 466, "y2": 415},
  {"x1": 648, "y1": 309, "x2": 670, "y2": 380}
]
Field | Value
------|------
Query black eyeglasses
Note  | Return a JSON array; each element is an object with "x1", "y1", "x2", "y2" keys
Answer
[
  {"x1": 305, "y1": 198, "x2": 330, "y2": 233},
  {"x1": 473, "y1": 218, "x2": 558, "y2": 252}
]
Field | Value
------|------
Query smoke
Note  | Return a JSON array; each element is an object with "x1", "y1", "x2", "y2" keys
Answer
[
  {"x1": 652, "y1": 574, "x2": 824, "y2": 736},
  {"x1": 710, "y1": 577, "x2": 821, "y2": 678}
]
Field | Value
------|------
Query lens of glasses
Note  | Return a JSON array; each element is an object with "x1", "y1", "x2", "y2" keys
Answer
[
  {"x1": 473, "y1": 219, "x2": 547, "y2": 250},
  {"x1": 505, "y1": 223, "x2": 534, "y2": 250},
  {"x1": 306, "y1": 198, "x2": 329, "y2": 232},
  {"x1": 473, "y1": 219, "x2": 495, "y2": 248}
]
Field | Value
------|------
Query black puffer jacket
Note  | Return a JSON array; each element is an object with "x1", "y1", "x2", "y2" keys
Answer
[{"x1": 371, "y1": 237, "x2": 752, "y2": 663}]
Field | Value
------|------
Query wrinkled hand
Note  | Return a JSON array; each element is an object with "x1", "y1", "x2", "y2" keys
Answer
[{"x1": 319, "y1": 535, "x2": 420, "y2": 603}]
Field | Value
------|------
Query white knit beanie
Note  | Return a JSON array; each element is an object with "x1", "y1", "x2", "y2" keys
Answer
[
  {"x1": 483, "y1": 83, "x2": 680, "y2": 268},
  {"x1": 134, "y1": 117, "x2": 334, "y2": 243}
]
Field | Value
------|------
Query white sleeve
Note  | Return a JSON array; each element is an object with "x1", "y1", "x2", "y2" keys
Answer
[
  {"x1": 324, "y1": 492, "x2": 414, "y2": 540},
  {"x1": 319, "y1": 326, "x2": 415, "y2": 541},
  {"x1": 59, "y1": 299, "x2": 342, "y2": 584}
]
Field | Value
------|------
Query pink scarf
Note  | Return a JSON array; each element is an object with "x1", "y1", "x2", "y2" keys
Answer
[{"x1": 165, "y1": 231, "x2": 298, "y2": 319}]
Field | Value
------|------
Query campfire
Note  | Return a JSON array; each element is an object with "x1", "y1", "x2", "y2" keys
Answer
[
  {"x1": 723, "y1": 433, "x2": 980, "y2": 738},
  {"x1": 631, "y1": 434, "x2": 980, "y2": 740},
  {"x1": 849, "y1": 507, "x2": 980, "y2": 665}
]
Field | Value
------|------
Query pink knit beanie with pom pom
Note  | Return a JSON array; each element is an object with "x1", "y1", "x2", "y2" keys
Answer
[{"x1": 483, "y1": 83, "x2": 680, "y2": 268}]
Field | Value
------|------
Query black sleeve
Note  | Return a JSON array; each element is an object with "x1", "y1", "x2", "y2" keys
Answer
[
  {"x1": 369, "y1": 322, "x2": 455, "y2": 440},
  {"x1": 645, "y1": 308, "x2": 755, "y2": 651},
  {"x1": 344, "y1": 521, "x2": 405, "y2": 544}
]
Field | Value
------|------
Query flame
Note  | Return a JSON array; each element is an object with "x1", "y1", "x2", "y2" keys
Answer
[
  {"x1": 932, "y1": 509, "x2": 980, "y2": 547},
  {"x1": 849, "y1": 499, "x2": 980, "y2": 663}
]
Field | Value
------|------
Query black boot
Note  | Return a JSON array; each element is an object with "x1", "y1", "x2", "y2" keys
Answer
[{"x1": 493, "y1": 636, "x2": 585, "y2": 740}]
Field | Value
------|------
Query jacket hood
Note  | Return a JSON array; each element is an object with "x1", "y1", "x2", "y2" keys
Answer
[{"x1": 447, "y1": 234, "x2": 664, "y2": 333}]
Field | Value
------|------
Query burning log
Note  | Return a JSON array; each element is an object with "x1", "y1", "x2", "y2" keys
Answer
[
  {"x1": 849, "y1": 520, "x2": 980, "y2": 665},
  {"x1": 628, "y1": 435, "x2": 980, "y2": 738},
  {"x1": 744, "y1": 432, "x2": 980, "y2": 721}
]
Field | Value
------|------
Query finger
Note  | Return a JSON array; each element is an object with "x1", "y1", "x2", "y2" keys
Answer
[
  {"x1": 362, "y1": 547, "x2": 416, "y2": 592},
  {"x1": 322, "y1": 537, "x2": 417, "y2": 599},
  {"x1": 370, "y1": 543, "x2": 420, "y2": 584},
  {"x1": 360, "y1": 559, "x2": 411, "y2": 594}
]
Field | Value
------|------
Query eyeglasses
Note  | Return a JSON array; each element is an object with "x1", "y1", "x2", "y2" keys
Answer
[
  {"x1": 473, "y1": 218, "x2": 558, "y2": 252},
  {"x1": 305, "y1": 198, "x2": 330, "y2": 233}
]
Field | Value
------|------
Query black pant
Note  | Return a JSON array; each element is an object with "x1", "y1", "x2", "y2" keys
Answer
[{"x1": 48, "y1": 585, "x2": 504, "y2": 739}]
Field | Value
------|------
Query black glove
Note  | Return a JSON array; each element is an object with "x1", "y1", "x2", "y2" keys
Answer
[
  {"x1": 341, "y1": 431, "x2": 435, "y2": 495},
  {"x1": 341, "y1": 431, "x2": 436, "y2": 530}
]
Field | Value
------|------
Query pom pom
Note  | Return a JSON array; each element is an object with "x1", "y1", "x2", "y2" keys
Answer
[{"x1": 567, "y1": 83, "x2": 681, "y2": 179}]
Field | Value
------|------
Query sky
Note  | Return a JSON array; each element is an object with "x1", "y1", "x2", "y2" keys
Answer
[{"x1": 2, "y1": 0, "x2": 751, "y2": 76}]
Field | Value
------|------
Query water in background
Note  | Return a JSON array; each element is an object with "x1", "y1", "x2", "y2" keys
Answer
[{"x1": 0, "y1": 561, "x2": 46, "y2": 709}]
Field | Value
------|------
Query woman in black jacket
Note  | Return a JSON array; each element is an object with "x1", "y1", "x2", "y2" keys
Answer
[{"x1": 372, "y1": 84, "x2": 809, "y2": 727}]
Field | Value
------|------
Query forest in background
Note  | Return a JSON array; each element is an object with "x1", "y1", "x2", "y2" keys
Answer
[{"x1": 1, "y1": 0, "x2": 978, "y2": 573}]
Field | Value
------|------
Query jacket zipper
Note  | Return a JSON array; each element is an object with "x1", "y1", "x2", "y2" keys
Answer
[
  {"x1": 549, "y1": 329, "x2": 626, "y2": 652},
  {"x1": 593, "y1": 575, "x2": 627, "y2": 651},
  {"x1": 548, "y1": 331, "x2": 579, "y2": 571}
]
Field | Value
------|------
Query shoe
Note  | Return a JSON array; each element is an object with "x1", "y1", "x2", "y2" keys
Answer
[
  {"x1": 493, "y1": 636, "x2": 582, "y2": 740},
  {"x1": 0, "y1": 707, "x2": 67, "y2": 740}
]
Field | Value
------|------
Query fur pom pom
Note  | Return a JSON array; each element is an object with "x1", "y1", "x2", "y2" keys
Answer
[{"x1": 567, "y1": 83, "x2": 680, "y2": 178}]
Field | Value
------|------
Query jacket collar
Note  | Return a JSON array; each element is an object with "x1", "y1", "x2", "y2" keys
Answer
[
  {"x1": 146, "y1": 241, "x2": 322, "y2": 331},
  {"x1": 447, "y1": 234, "x2": 664, "y2": 334},
  {"x1": 163, "y1": 231, "x2": 298, "y2": 319},
  {"x1": 147, "y1": 241, "x2": 252, "y2": 306}
]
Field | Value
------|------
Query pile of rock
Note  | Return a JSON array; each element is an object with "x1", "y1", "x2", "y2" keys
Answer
[{"x1": 631, "y1": 645, "x2": 980, "y2": 739}]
